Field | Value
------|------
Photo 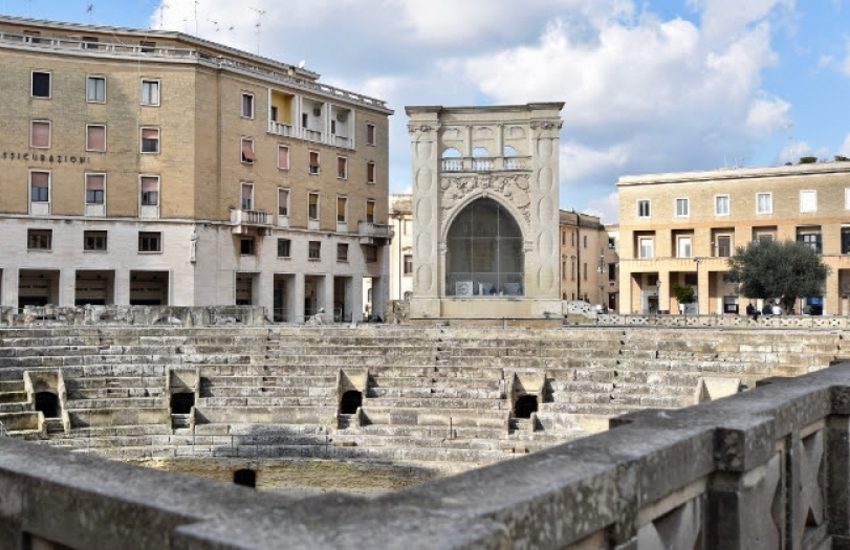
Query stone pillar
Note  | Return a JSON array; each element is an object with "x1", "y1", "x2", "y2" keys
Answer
[
  {"x1": 1, "y1": 267, "x2": 18, "y2": 309},
  {"x1": 827, "y1": 415, "x2": 850, "y2": 544},
  {"x1": 350, "y1": 275, "x2": 363, "y2": 323},
  {"x1": 292, "y1": 272, "x2": 305, "y2": 324},
  {"x1": 58, "y1": 269, "x2": 75, "y2": 307},
  {"x1": 323, "y1": 275, "x2": 335, "y2": 322},
  {"x1": 657, "y1": 270, "x2": 670, "y2": 314},
  {"x1": 697, "y1": 264, "x2": 710, "y2": 315},
  {"x1": 114, "y1": 269, "x2": 130, "y2": 306},
  {"x1": 256, "y1": 270, "x2": 273, "y2": 321},
  {"x1": 825, "y1": 268, "x2": 839, "y2": 316},
  {"x1": 407, "y1": 113, "x2": 441, "y2": 318}
]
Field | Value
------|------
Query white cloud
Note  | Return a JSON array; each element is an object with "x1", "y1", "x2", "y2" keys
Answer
[
  {"x1": 778, "y1": 140, "x2": 811, "y2": 164},
  {"x1": 150, "y1": 0, "x2": 798, "y2": 216},
  {"x1": 582, "y1": 191, "x2": 619, "y2": 224}
]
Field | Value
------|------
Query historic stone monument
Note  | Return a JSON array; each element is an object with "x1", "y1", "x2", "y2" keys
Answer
[{"x1": 406, "y1": 103, "x2": 564, "y2": 320}]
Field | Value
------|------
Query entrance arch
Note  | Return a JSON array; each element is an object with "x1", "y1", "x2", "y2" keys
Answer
[{"x1": 445, "y1": 198, "x2": 524, "y2": 297}]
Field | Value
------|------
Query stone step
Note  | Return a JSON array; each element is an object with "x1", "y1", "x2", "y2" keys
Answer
[
  {"x1": 196, "y1": 396, "x2": 333, "y2": 408},
  {"x1": 361, "y1": 407, "x2": 509, "y2": 428},
  {"x1": 0, "y1": 411, "x2": 41, "y2": 432}
]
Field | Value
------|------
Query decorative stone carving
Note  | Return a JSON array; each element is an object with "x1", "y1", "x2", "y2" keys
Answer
[{"x1": 439, "y1": 173, "x2": 532, "y2": 225}]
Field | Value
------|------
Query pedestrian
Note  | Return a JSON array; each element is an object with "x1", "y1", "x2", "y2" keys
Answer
[
  {"x1": 762, "y1": 302, "x2": 772, "y2": 316},
  {"x1": 746, "y1": 302, "x2": 759, "y2": 320},
  {"x1": 772, "y1": 303, "x2": 782, "y2": 316}
]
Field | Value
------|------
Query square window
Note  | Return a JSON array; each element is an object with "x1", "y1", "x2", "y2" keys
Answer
[
  {"x1": 309, "y1": 151, "x2": 320, "y2": 174},
  {"x1": 308, "y1": 240, "x2": 321, "y2": 260},
  {"x1": 82, "y1": 36, "x2": 99, "y2": 50},
  {"x1": 240, "y1": 238, "x2": 255, "y2": 255},
  {"x1": 30, "y1": 171, "x2": 50, "y2": 203},
  {"x1": 140, "y1": 176, "x2": 159, "y2": 206},
  {"x1": 367, "y1": 161, "x2": 376, "y2": 184},
  {"x1": 83, "y1": 230, "x2": 107, "y2": 251},
  {"x1": 141, "y1": 79, "x2": 160, "y2": 106},
  {"x1": 715, "y1": 195, "x2": 730, "y2": 216},
  {"x1": 138, "y1": 231, "x2": 161, "y2": 252},
  {"x1": 797, "y1": 226, "x2": 822, "y2": 253},
  {"x1": 715, "y1": 235, "x2": 732, "y2": 257},
  {"x1": 86, "y1": 76, "x2": 106, "y2": 103},
  {"x1": 277, "y1": 238, "x2": 291, "y2": 258},
  {"x1": 366, "y1": 123, "x2": 376, "y2": 146},
  {"x1": 241, "y1": 93, "x2": 254, "y2": 118},
  {"x1": 31, "y1": 120, "x2": 50, "y2": 148},
  {"x1": 676, "y1": 236, "x2": 693, "y2": 258},
  {"x1": 139, "y1": 40, "x2": 156, "y2": 53},
  {"x1": 637, "y1": 200, "x2": 650, "y2": 218},
  {"x1": 241, "y1": 138, "x2": 255, "y2": 163},
  {"x1": 756, "y1": 192, "x2": 772, "y2": 214},
  {"x1": 27, "y1": 229, "x2": 52, "y2": 250},
  {"x1": 638, "y1": 237, "x2": 653, "y2": 259},
  {"x1": 32, "y1": 71, "x2": 50, "y2": 98},
  {"x1": 337, "y1": 157, "x2": 348, "y2": 179},
  {"x1": 85, "y1": 173, "x2": 105, "y2": 204},
  {"x1": 141, "y1": 127, "x2": 160, "y2": 154},
  {"x1": 675, "y1": 198, "x2": 689, "y2": 217},
  {"x1": 277, "y1": 145, "x2": 290, "y2": 170},
  {"x1": 308, "y1": 192, "x2": 319, "y2": 220},
  {"x1": 337, "y1": 243, "x2": 348, "y2": 262},
  {"x1": 337, "y1": 196, "x2": 347, "y2": 222},
  {"x1": 800, "y1": 190, "x2": 817, "y2": 213},
  {"x1": 86, "y1": 125, "x2": 106, "y2": 152},
  {"x1": 278, "y1": 188, "x2": 289, "y2": 216},
  {"x1": 241, "y1": 183, "x2": 253, "y2": 210},
  {"x1": 366, "y1": 200, "x2": 375, "y2": 224},
  {"x1": 403, "y1": 254, "x2": 413, "y2": 274},
  {"x1": 841, "y1": 227, "x2": 850, "y2": 254}
]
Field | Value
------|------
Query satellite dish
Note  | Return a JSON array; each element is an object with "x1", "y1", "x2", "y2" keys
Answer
[{"x1": 297, "y1": 60, "x2": 306, "y2": 69}]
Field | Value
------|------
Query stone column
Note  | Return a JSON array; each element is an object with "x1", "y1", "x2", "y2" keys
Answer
[
  {"x1": 827, "y1": 415, "x2": 850, "y2": 544},
  {"x1": 58, "y1": 269, "x2": 75, "y2": 307},
  {"x1": 113, "y1": 268, "x2": 130, "y2": 306},
  {"x1": 323, "y1": 274, "x2": 335, "y2": 322},
  {"x1": 407, "y1": 112, "x2": 441, "y2": 318},
  {"x1": 697, "y1": 265, "x2": 710, "y2": 315},
  {"x1": 825, "y1": 268, "x2": 839, "y2": 316},
  {"x1": 292, "y1": 272, "x2": 305, "y2": 324},
  {"x1": 1, "y1": 267, "x2": 18, "y2": 309},
  {"x1": 350, "y1": 274, "x2": 363, "y2": 323},
  {"x1": 256, "y1": 270, "x2": 273, "y2": 321}
]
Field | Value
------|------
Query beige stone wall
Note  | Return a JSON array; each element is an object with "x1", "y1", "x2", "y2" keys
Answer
[
  {"x1": 559, "y1": 212, "x2": 616, "y2": 307},
  {"x1": 617, "y1": 163, "x2": 850, "y2": 315}
]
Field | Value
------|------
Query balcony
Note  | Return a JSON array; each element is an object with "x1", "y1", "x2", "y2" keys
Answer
[
  {"x1": 333, "y1": 135, "x2": 353, "y2": 149},
  {"x1": 303, "y1": 129, "x2": 323, "y2": 143},
  {"x1": 230, "y1": 208, "x2": 273, "y2": 235},
  {"x1": 358, "y1": 222, "x2": 393, "y2": 245},
  {"x1": 440, "y1": 156, "x2": 531, "y2": 173},
  {"x1": 268, "y1": 120, "x2": 293, "y2": 137}
]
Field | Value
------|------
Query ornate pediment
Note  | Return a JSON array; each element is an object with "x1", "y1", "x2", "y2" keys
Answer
[{"x1": 439, "y1": 173, "x2": 531, "y2": 224}]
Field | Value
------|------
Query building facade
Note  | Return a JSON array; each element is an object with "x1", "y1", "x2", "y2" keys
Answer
[
  {"x1": 407, "y1": 103, "x2": 564, "y2": 320},
  {"x1": 0, "y1": 16, "x2": 392, "y2": 322},
  {"x1": 617, "y1": 162, "x2": 850, "y2": 315},
  {"x1": 558, "y1": 210, "x2": 618, "y2": 310},
  {"x1": 388, "y1": 194, "x2": 413, "y2": 302}
]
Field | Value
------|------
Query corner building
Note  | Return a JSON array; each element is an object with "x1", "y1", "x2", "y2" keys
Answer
[
  {"x1": 0, "y1": 16, "x2": 392, "y2": 321},
  {"x1": 617, "y1": 162, "x2": 850, "y2": 315}
]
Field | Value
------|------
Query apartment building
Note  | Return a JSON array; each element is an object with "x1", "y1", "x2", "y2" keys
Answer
[
  {"x1": 0, "y1": 16, "x2": 392, "y2": 322},
  {"x1": 617, "y1": 162, "x2": 850, "y2": 315},
  {"x1": 388, "y1": 194, "x2": 413, "y2": 301},
  {"x1": 558, "y1": 210, "x2": 618, "y2": 310}
]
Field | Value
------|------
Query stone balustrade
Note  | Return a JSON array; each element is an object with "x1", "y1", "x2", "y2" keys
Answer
[
  {"x1": 0, "y1": 305, "x2": 267, "y2": 327},
  {"x1": 2, "y1": 362, "x2": 850, "y2": 548},
  {"x1": 594, "y1": 313, "x2": 850, "y2": 329}
]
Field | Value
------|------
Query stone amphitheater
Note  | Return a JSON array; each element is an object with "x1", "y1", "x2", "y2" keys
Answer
[{"x1": 0, "y1": 306, "x2": 845, "y2": 498}]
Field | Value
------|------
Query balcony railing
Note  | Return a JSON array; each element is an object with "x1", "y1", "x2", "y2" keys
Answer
[
  {"x1": 268, "y1": 120, "x2": 293, "y2": 137},
  {"x1": 358, "y1": 221, "x2": 393, "y2": 244},
  {"x1": 303, "y1": 129, "x2": 323, "y2": 143},
  {"x1": 333, "y1": 135, "x2": 353, "y2": 148},
  {"x1": 440, "y1": 156, "x2": 531, "y2": 172},
  {"x1": 230, "y1": 209, "x2": 273, "y2": 226}
]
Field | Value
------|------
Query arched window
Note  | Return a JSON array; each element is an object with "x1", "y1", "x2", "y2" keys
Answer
[
  {"x1": 441, "y1": 147, "x2": 462, "y2": 172},
  {"x1": 503, "y1": 145, "x2": 521, "y2": 170},
  {"x1": 446, "y1": 198, "x2": 524, "y2": 297},
  {"x1": 471, "y1": 147, "x2": 489, "y2": 157},
  {"x1": 471, "y1": 147, "x2": 491, "y2": 170}
]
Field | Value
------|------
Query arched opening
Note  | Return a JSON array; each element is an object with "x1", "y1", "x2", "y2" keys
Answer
[
  {"x1": 34, "y1": 391, "x2": 59, "y2": 418},
  {"x1": 233, "y1": 469, "x2": 256, "y2": 488},
  {"x1": 471, "y1": 146, "x2": 489, "y2": 157},
  {"x1": 446, "y1": 198, "x2": 524, "y2": 297},
  {"x1": 503, "y1": 145, "x2": 518, "y2": 157},
  {"x1": 170, "y1": 392, "x2": 195, "y2": 414},
  {"x1": 514, "y1": 395, "x2": 538, "y2": 419},
  {"x1": 503, "y1": 145, "x2": 521, "y2": 170},
  {"x1": 441, "y1": 147, "x2": 462, "y2": 171},
  {"x1": 339, "y1": 390, "x2": 363, "y2": 414}
]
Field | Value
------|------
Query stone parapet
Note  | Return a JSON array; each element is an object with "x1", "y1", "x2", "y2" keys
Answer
[
  {"x1": 0, "y1": 306, "x2": 267, "y2": 327},
  {"x1": 2, "y1": 362, "x2": 850, "y2": 547},
  {"x1": 594, "y1": 313, "x2": 850, "y2": 329}
]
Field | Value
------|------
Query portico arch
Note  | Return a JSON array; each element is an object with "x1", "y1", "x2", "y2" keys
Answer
[{"x1": 445, "y1": 197, "x2": 524, "y2": 297}]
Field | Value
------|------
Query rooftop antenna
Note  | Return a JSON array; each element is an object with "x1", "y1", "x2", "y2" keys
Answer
[
  {"x1": 208, "y1": 18, "x2": 219, "y2": 32},
  {"x1": 86, "y1": 2, "x2": 94, "y2": 23},
  {"x1": 194, "y1": 0, "x2": 199, "y2": 35},
  {"x1": 158, "y1": 3, "x2": 168, "y2": 29},
  {"x1": 249, "y1": 6, "x2": 266, "y2": 55}
]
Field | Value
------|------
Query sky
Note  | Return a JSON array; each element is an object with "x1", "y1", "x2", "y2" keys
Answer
[{"x1": 4, "y1": 0, "x2": 850, "y2": 222}]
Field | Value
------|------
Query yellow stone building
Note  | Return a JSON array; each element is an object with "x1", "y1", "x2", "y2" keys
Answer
[
  {"x1": 617, "y1": 162, "x2": 850, "y2": 315},
  {"x1": 558, "y1": 211, "x2": 618, "y2": 310},
  {"x1": 0, "y1": 16, "x2": 392, "y2": 321}
]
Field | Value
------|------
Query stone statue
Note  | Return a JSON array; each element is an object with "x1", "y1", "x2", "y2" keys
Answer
[{"x1": 189, "y1": 229, "x2": 199, "y2": 263}]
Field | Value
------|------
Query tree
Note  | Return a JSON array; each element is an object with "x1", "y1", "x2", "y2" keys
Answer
[
  {"x1": 727, "y1": 240, "x2": 829, "y2": 312},
  {"x1": 673, "y1": 283, "x2": 695, "y2": 313}
]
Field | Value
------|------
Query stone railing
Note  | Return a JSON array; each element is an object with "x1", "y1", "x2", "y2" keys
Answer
[
  {"x1": 440, "y1": 156, "x2": 531, "y2": 172},
  {"x1": 2, "y1": 362, "x2": 850, "y2": 547},
  {"x1": 595, "y1": 313, "x2": 850, "y2": 329},
  {"x1": 229, "y1": 208, "x2": 273, "y2": 226},
  {"x1": 0, "y1": 305, "x2": 267, "y2": 327}
]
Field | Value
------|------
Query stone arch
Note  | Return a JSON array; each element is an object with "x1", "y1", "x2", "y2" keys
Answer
[
  {"x1": 339, "y1": 390, "x2": 363, "y2": 414},
  {"x1": 514, "y1": 394, "x2": 538, "y2": 418},
  {"x1": 445, "y1": 197, "x2": 525, "y2": 297},
  {"x1": 233, "y1": 468, "x2": 256, "y2": 488},
  {"x1": 471, "y1": 146, "x2": 489, "y2": 158},
  {"x1": 441, "y1": 147, "x2": 461, "y2": 158},
  {"x1": 503, "y1": 145, "x2": 518, "y2": 157}
]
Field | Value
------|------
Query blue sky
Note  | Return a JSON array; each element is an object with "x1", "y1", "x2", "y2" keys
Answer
[{"x1": 4, "y1": 0, "x2": 850, "y2": 222}]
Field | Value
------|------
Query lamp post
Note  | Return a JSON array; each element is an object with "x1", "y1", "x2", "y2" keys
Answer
[{"x1": 693, "y1": 256, "x2": 704, "y2": 315}]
